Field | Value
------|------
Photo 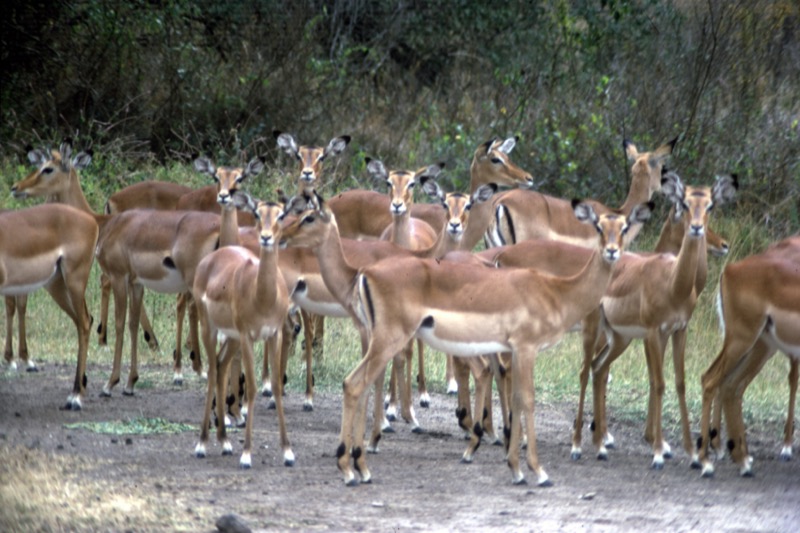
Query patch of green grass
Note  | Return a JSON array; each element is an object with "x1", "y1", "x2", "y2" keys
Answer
[{"x1": 64, "y1": 417, "x2": 195, "y2": 435}]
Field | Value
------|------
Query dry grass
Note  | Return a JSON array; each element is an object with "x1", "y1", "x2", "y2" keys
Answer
[{"x1": 0, "y1": 445, "x2": 214, "y2": 531}]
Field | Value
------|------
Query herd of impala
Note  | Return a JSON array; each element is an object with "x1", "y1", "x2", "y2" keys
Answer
[{"x1": 1, "y1": 131, "x2": 797, "y2": 487}]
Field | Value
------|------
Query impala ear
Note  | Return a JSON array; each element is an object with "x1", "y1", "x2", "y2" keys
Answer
[
  {"x1": 660, "y1": 171, "x2": 684, "y2": 205},
  {"x1": 71, "y1": 151, "x2": 93, "y2": 170},
  {"x1": 366, "y1": 158, "x2": 388, "y2": 182},
  {"x1": 194, "y1": 157, "x2": 216, "y2": 176},
  {"x1": 472, "y1": 183, "x2": 498, "y2": 204},
  {"x1": 497, "y1": 136, "x2": 517, "y2": 154},
  {"x1": 276, "y1": 132, "x2": 299, "y2": 158},
  {"x1": 572, "y1": 199, "x2": 599, "y2": 225},
  {"x1": 234, "y1": 191, "x2": 256, "y2": 213},
  {"x1": 244, "y1": 156, "x2": 265, "y2": 177},
  {"x1": 27, "y1": 148, "x2": 48, "y2": 166},
  {"x1": 712, "y1": 174, "x2": 738, "y2": 206},
  {"x1": 324, "y1": 135, "x2": 351, "y2": 157},
  {"x1": 628, "y1": 202, "x2": 654, "y2": 225},
  {"x1": 623, "y1": 139, "x2": 638, "y2": 162},
  {"x1": 421, "y1": 177, "x2": 444, "y2": 202},
  {"x1": 59, "y1": 141, "x2": 73, "y2": 163}
]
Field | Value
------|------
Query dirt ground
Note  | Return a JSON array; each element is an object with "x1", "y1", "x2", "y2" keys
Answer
[{"x1": 1, "y1": 361, "x2": 798, "y2": 532}]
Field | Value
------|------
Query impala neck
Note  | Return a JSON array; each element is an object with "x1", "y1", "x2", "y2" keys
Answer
[
  {"x1": 669, "y1": 229, "x2": 704, "y2": 301},
  {"x1": 219, "y1": 206, "x2": 240, "y2": 247},
  {"x1": 256, "y1": 243, "x2": 281, "y2": 310},
  {"x1": 654, "y1": 207, "x2": 708, "y2": 294},
  {"x1": 314, "y1": 218, "x2": 359, "y2": 305},
  {"x1": 554, "y1": 248, "x2": 615, "y2": 328},
  {"x1": 57, "y1": 168, "x2": 112, "y2": 230},
  {"x1": 389, "y1": 211, "x2": 412, "y2": 249}
]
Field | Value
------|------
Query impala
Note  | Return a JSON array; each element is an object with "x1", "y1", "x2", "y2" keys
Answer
[
  {"x1": 0, "y1": 204, "x2": 98, "y2": 409},
  {"x1": 485, "y1": 137, "x2": 676, "y2": 248},
  {"x1": 368, "y1": 158, "x2": 443, "y2": 417},
  {"x1": 193, "y1": 200, "x2": 292, "y2": 468},
  {"x1": 93, "y1": 179, "x2": 196, "y2": 350},
  {"x1": 279, "y1": 184, "x2": 497, "y2": 446},
  {"x1": 697, "y1": 236, "x2": 799, "y2": 477},
  {"x1": 268, "y1": 130, "x2": 351, "y2": 397},
  {"x1": 326, "y1": 199, "x2": 651, "y2": 486},
  {"x1": 12, "y1": 142, "x2": 266, "y2": 392},
  {"x1": 95, "y1": 155, "x2": 265, "y2": 394},
  {"x1": 589, "y1": 173, "x2": 737, "y2": 468}
]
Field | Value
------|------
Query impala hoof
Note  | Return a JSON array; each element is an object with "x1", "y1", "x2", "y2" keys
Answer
[
  {"x1": 597, "y1": 451, "x2": 608, "y2": 461},
  {"x1": 570, "y1": 451, "x2": 582, "y2": 461},
  {"x1": 652, "y1": 460, "x2": 664, "y2": 470},
  {"x1": 512, "y1": 477, "x2": 528, "y2": 486},
  {"x1": 303, "y1": 403, "x2": 314, "y2": 412},
  {"x1": 538, "y1": 478, "x2": 553, "y2": 488},
  {"x1": 779, "y1": 446, "x2": 792, "y2": 461},
  {"x1": 701, "y1": 463, "x2": 715, "y2": 478},
  {"x1": 345, "y1": 478, "x2": 359, "y2": 487},
  {"x1": 411, "y1": 426, "x2": 426, "y2": 434},
  {"x1": 26, "y1": 365, "x2": 39, "y2": 373}
]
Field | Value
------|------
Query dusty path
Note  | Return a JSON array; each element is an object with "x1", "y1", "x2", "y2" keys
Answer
[{"x1": 1, "y1": 362, "x2": 798, "y2": 532}]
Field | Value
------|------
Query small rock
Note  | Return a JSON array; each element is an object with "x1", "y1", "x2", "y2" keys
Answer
[
  {"x1": 125, "y1": 438, "x2": 133, "y2": 445},
  {"x1": 216, "y1": 513, "x2": 252, "y2": 533},
  {"x1": 111, "y1": 438, "x2": 119, "y2": 444},
  {"x1": 579, "y1": 492, "x2": 597, "y2": 501},
  {"x1": 15, "y1": 412, "x2": 21, "y2": 418}
]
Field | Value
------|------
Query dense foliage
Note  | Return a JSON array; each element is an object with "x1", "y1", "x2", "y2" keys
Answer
[{"x1": 2, "y1": 0, "x2": 798, "y2": 235}]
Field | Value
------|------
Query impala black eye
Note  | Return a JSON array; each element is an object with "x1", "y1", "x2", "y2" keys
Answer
[
  {"x1": 43, "y1": 167, "x2": 54, "y2": 174},
  {"x1": 408, "y1": 182, "x2": 416, "y2": 189},
  {"x1": 491, "y1": 158, "x2": 502, "y2": 164},
  {"x1": 302, "y1": 215, "x2": 316, "y2": 225},
  {"x1": 621, "y1": 224, "x2": 630, "y2": 235},
  {"x1": 707, "y1": 203, "x2": 715, "y2": 212},
  {"x1": 595, "y1": 224, "x2": 604, "y2": 235}
]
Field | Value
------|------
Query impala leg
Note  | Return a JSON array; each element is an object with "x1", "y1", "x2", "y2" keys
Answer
[
  {"x1": 215, "y1": 340, "x2": 238, "y2": 457},
  {"x1": 445, "y1": 354, "x2": 458, "y2": 395},
  {"x1": 312, "y1": 313, "x2": 325, "y2": 360},
  {"x1": 453, "y1": 356, "x2": 473, "y2": 437},
  {"x1": 227, "y1": 351, "x2": 245, "y2": 427},
  {"x1": 15, "y1": 295, "x2": 33, "y2": 370},
  {"x1": 103, "y1": 279, "x2": 128, "y2": 397},
  {"x1": 46, "y1": 269, "x2": 91, "y2": 410},
  {"x1": 492, "y1": 354, "x2": 512, "y2": 447},
  {"x1": 97, "y1": 273, "x2": 111, "y2": 347},
  {"x1": 340, "y1": 336, "x2": 404, "y2": 485},
  {"x1": 644, "y1": 331, "x2": 668, "y2": 469},
  {"x1": 572, "y1": 312, "x2": 600, "y2": 460},
  {"x1": 462, "y1": 358, "x2": 491, "y2": 463},
  {"x1": 671, "y1": 327, "x2": 694, "y2": 462},
  {"x1": 238, "y1": 338, "x2": 260, "y2": 468},
  {"x1": 123, "y1": 282, "x2": 144, "y2": 395},
  {"x1": 417, "y1": 339, "x2": 431, "y2": 408},
  {"x1": 299, "y1": 310, "x2": 315, "y2": 411},
  {"x1": 261, "y1": 336, "x2": 272, "y2": 398},
  {"x1": 194, "y1": 308, "x2": 218, "y2": 459},
  {"x1": 783, "y1": 359, "x2": 798, "y2": 461},
  {"x1": 517, "y1": 347, "x2": 550, "y2": 486},
  {"x1": 482, "y1": 358, "x2": 501, "y2": 445},
  {"x1": 173, "y1": 293, "x2": 187, "y2": 385},
  {"x1": 591, "y1": 334, "x2": 631, "y2": 459},
  {"x1": 138, "y1": 300, "x2": 159, "y2": 352},
  {"x1": 385, "y1": 355, "x2": 400, "y2": 422},
  {"x1": 399, "y1": 341, "x2": 421, "y2": 431},
  {"x1": 188, "y1": 294, "x2": 203, "y2": 377},
  {"x1": 4, "y1": 297, "x2": 16, "y2": 368},
  {"x1": 270, "y1": 329, "x2": 295, "y2": 466}
]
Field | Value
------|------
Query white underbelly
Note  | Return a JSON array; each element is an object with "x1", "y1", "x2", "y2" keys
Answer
[
  {"x1": 416, "y1": 328, "x2": 509, "y2": 357},
  {"x1": 292, "y1": 295, "x2": 348, "y2": 318},
  {"x1": 139, "y1": 269, "x2": 187, "y2": 293},
  {"x1": 0, "y1": 254, "x2": 61, "y2": 296}
]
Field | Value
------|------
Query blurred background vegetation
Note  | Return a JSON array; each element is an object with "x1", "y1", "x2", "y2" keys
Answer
[{"x1": 1, "y1": 0, "x2": 798, "y2": 237}]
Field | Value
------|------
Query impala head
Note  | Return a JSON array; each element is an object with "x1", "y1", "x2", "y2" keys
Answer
[
  {"x1": 573, "y1": 200, "x2": 653, "y2": 263},
  {"x1": 274, "y1": 130, "x2": 351, "y2": 191},
  {"x1": 624, "y1": 137, "x2": 677, "y2": 198},
  {"x1": 471, "y1": 137, "x2": 534, "y2": 190},
  {"x1": 661, "y1": 171, "x2": 738, "y2": 241},
  {"x1": 279, "y1": 191, "x2": 333, "y2": 249},
  {"x1": 366, "y1": 158, "x2": 444, "y2": 216},
  {"x1": 194, "y1": 155, "x2": 265, "y2": 209},
  {"x1": 421, "y1": 178, "x2": 498, "y2": 240},
  {"x1": 253, "y1": 199, "x2": 285, "y2": 249},
  {"x1": 12, "y1": 142, "x2": 92, "y2": 199}
]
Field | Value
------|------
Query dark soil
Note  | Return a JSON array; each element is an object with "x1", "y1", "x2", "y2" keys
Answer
[{"x1": 1, "y1": 362, "x2": 798, "y2": 532}]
